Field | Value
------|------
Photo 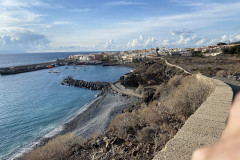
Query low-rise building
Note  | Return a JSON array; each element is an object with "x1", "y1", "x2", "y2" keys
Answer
[
  {"x1": 181, "y1": 51, "x2": 192, "y2": 57},
  {"x1": 203, "y1": 52, "x2": 221, "y2": 56}
]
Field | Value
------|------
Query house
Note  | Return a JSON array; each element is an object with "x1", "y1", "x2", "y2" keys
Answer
[
  {"x1": 181, "y1": 51, "x2": 192, "y2": 57},
  {"x1": 203, "y1": 52, "x2": 221, "y2": 57},
  {"x1": 78, "y1": 55, "x2": 94, "y2": 61},
  {"x1": 159, "y1": 47, "x2": 170, "y2": 56},
  {"x1": 94, "y1": 54, "x2": 104, "y2": 61},
  {"x1": 194, "y1": 48, "x2": 203, "y2": 52}
]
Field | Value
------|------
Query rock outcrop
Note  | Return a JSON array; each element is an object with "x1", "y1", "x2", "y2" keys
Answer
[{"x1": 119, "y1": 59, "x2": 184, "y2": 88}]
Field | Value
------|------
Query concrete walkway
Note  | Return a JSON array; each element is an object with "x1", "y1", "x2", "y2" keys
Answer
[{"x1": 153, "y1": 76, "x2": 233, "y2": 160}]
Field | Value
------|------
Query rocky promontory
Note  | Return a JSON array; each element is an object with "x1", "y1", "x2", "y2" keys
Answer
[
  {"x1": 62, "y1": 77, "x2": 110, "y2": 90},
  {"x1": 120, "y1": 59, "x2": 185, "y2": 88}
]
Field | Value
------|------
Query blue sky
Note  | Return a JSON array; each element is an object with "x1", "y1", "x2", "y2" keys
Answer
[{"x1": 0, "y1": 0, "x2": 240, "y2": 53}]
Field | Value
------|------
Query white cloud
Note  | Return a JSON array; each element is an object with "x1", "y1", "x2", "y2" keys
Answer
[
  {"x1": 0, "y1": 28, "x2": 49, "y2": 52},
  {"x1": 107, "y1": 1, "x2": 146, "y2": 6},
  {"x1": 144, "y1": 37, "x2": 157, "y2": 48},
  {"x1": 117, "y1": 2, "x2": 240, "y2": 36},
  {"x1": 127, "y1": 35, "x2": 144, "y2": 48},
  {"x1": 127, "y1": 35, "x2": 160, "y2": 49},
  {"x1": 0, "y1": 9, "x2": 40, "y2": 28},
  {"x1": 52, "y1": 21, "x2": 69, "y2": 25},
  {"x1": 170, "y1": 30, "x2": 195, "y2": 36},
  {"x1": 171, "y1": 0, "x2": 206, "y2": 7},
  {"x1": 126, "y1": 32, "x2": 233, "y2": 49},
  {"x1": 196, "y1": 39, "x2": 206, "y2": 46},
  {"x1": 0, "y1": 0, "x2": 49, "y2": 8},
  {"x1": 71, "y1": 8, "x2": 90, "y2": 12},
  {"x1": 162, "y1": 40, "x2": 170, "y2": 46},
  {"x1": 221, "y1": 34, "x2": 240, "y2": 43},
  {"x1": 104, "y1": 39, "x2": 116, "y2": 49},
  {"x1": 207, "y1": 39, "x2": 218, "y2": 45},
  {"x1": 170, "y1": 31, "x2": 202, "y2": 47}
]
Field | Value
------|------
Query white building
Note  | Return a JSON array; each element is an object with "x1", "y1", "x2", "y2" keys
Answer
[
  {"x1": 180, "y1": 51, "x2": 192, "y2": 57},
  {"x1": 159, "y1": 47, "x2": 170, "y2": 56}
]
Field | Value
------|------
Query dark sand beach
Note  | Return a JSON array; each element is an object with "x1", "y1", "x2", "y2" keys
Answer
[{"x1": 60, "y1": 89, "x2": 139, "y2": 138}]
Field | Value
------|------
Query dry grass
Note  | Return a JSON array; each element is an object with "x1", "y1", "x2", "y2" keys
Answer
[
  {"x1": 21, "y1": 133, "x2": 82, "y2": 160},
  {"x1": 167, "y1": 75, "x2": 184, "y2": 87},
  {"x1": 138, "y1": 104, "x2": 171, "y2": 125},
  {"x1": 166, "y1": 74, "x2": 215, "y2": 117},
  {"x1": 137, "y1": 126, "x2": 160, "y2": 143},
  {"x1": 216, "y1": 70, "x2": 228, "y2": 77},
  {"x1": 110, "y1": 112, "x2": 141, "y2": 138}
]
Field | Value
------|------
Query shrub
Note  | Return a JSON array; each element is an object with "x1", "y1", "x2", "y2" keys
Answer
[
  {"x1": 153, "y1": 85, "x2": 172, "y2": 101},
  {"x1": 192, "y1": 51, "x2": 204, "y2": 57},
  {"x1": 167, "y1": 75, "x2": 184, "y2": 87},
  {"x1": 222, "y1": 45, "x2": 240, "y2": 54},
  {"x1": 110, "y1": 112, "x2": 140, "y2": 138},
  {"x1": 137, "y1": 126, "x2": 160, "y2": 143},
  {"x1": 21, "y1": 133, "x2": 82, "y2": 160},
  {"x1": 166, "y1": 74, "x2": 215, "y2": 117},
  {"x1": 138, "y1": 104, "x2": 170, "y2": 125},
  {"x1": 216, "y1": 70, "x2": 227, "y2": 77}
]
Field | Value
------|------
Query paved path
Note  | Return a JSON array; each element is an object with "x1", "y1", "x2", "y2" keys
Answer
[
  {"x1": 153, "y1": 77, "x2": 233, "y2": 159},
  {"x1": 111, "y1": 81, "x2": 142, "y2": 98},
  {"x1": 112, "y1": 56, "x2": 191, "y2": 99},
  {"x1": 214, "y1": 77, "x2": 240, "y2": 100}
]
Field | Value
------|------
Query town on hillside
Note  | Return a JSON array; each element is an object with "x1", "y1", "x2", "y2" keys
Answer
[{"x1": 69, "y1": 41, "x2": 240, "y2": 63}]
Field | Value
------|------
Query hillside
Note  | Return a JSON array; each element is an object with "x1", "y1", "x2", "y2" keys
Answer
[{"x1": 21, "y1": 59, "x2": 215, "y2": 160}]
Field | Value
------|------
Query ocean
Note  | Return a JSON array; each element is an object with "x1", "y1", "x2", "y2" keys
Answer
[
  {"x1": 0, "y1": 53, "x2": 131, "y2": 159},
  {"x1": 0, "y1": 52, "x2": 89, "y2": 67}
]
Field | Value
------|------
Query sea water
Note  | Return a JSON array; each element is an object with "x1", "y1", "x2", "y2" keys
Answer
[{"x1": 0, "y1": 53, "x2": 131, "y2": 159}]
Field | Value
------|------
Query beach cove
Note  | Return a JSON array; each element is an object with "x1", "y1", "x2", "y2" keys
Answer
[{"x1": 0, "y1": 55, "x2": 132, "y2": 160}]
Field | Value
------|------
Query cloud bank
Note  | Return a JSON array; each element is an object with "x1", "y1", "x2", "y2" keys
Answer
[{"x1": 0, "y1": 28, "x2": 49, "y2": 52}]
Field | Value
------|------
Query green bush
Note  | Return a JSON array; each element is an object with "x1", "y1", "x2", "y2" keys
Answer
[
  {"x1": 222, "y1": 45, "x2": 240, "y2": 54},
  {"x1": 192, "y1": 51, "x2": 204, "y2": 57}
]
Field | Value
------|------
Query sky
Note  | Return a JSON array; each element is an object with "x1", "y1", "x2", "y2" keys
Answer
[{"x1": 0, "y1": 0, "x2": 240, "y2": 53}]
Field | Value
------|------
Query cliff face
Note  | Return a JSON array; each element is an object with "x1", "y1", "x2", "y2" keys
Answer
[{"x1": 120, "y1": 59, "x2": 184, "y2": 88}]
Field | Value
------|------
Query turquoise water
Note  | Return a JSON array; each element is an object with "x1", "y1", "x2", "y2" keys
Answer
[{"x1": 0, "y1": 64, "x2": 130, "y2": 159}]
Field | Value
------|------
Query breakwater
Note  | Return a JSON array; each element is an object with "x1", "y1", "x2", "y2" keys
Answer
[
  {"x1": 62, "y1": 77, "x2": 110, "y2": 90},
  {"x1": 0, "y1": 59, "x2": 69, "y2": 75}
]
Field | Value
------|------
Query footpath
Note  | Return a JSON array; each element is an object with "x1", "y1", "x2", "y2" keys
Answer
[
  {"x1": 111, "y1": 81, "x2": 142, "y2": 98},
  {"x1": 153, "y1": 59, "x2": 233, "y2": 160}
]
